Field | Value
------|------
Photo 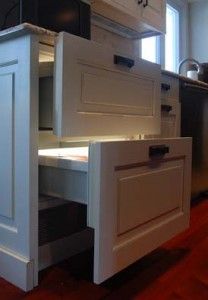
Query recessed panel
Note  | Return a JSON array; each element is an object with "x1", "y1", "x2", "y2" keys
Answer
[
  {"x1": 117, "y1": 161, "x2": 184, "y2": 235},
  {"x1": 79, "y1": 64, "x2": 154, "y2": 116},
  {"x1": 0, "y1": 73, "x2": 14, "y2": 219}
]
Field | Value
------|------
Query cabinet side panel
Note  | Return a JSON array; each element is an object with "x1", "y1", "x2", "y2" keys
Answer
[
  {"x1": 0, "y1": 34, "x2": 39, "y2": 291},
  {"x1": 0, "y1": 73, "x2": 14, "y2": 218}
]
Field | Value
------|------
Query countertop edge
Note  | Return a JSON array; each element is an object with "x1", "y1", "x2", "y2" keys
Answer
[
  {"x1": 0, "y1": 23, "x2": 57, "y2": 44},
  {"x1": 162, "y1": 69, "x2": 208, "y2": 88}
]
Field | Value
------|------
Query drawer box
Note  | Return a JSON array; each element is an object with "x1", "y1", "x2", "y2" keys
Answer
[
  {"x1": 39, "y1": 138, "x2": 191, "y2": 284},
  {"x1": 39, "y1": 147, "x2": 88, "y2": 205}
]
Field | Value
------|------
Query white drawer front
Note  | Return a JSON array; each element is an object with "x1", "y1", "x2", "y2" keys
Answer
[
  {"x1": 54, "y1": 32, "x2": 160, "y2": 137},
  {"x1": 89, "y1": 138, "x2": 192, "y2": 284}
]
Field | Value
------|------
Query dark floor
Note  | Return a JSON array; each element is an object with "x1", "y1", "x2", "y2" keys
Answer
[{"x1": 1, "y1": 198, "x2": 208, "y2": 300}]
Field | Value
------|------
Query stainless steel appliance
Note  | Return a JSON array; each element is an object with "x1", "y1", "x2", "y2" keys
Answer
[{"x1": 180, "y1": 80, "x2": 208, "y2": 198}]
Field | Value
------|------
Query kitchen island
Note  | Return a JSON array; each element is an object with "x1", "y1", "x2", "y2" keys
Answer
[{"x1": 0, "y1": 23, "x2": 192, "y2": 292}]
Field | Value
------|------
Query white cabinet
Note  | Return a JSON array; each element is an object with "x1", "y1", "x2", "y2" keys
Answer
[
  {"x1": 91, "y1": 0, "x2": 166, "y2": 37},
  {"x1": 0, "y1": 25, "x2": 192, "y2": 292},
  {"x1": 54, "y1": 32, "x2": 161, "y2": 137}
]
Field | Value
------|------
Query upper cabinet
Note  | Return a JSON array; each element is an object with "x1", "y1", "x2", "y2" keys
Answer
[
  {"x1": 91, "y1": 0, "x2": 166, "y2": 38},
  {"x1": 141, "y1": 0, "x2": 166, "y2": 33}
]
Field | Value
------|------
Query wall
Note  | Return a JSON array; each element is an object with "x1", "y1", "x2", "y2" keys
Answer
[{"x1": 189, "y1": 0, "x2": 208, "y2": 62}]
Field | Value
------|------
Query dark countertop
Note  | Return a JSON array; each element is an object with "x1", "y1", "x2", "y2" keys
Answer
[{"x1": 162, "y1": 69, "x2": 208, "y2": 89}]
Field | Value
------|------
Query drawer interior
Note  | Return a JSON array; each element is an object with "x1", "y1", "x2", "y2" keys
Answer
[
  {"x1": 39, "y1": 147, "x2": 89, "y2": 204},
  {"x1": 38, "y1": 146, "x2": 91, "y2": 271}
]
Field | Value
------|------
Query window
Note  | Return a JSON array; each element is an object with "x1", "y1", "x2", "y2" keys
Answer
[
  {"x1": 141, "y1": 36, "x2": 159, "y2": 64},
  {"x1": 165, "y1": 4, "x2": 179, "y2": 72},
  {"x1": 141, "y1": 1, "x2": 181, "y2": 73}
]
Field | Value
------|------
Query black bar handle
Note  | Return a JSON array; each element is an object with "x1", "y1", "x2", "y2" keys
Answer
[
  {"x1": 161, "y1": 104, "x2": 173, "y2": 113},
  {"x1": 143, "y1": 0, "x2": 148, "y2": 7},
  {"x1": 161, "y1": 83, "x2": 171, "y2": 91},
  {"x1": 149, "y1": 145, "x2": 169, "y2": 158},
  {"x1": 114, "y1": 55, "x2": 135, "y2": 68},
  {"x1": 138, "y1": 0, "x2": 143, "y2": 4}
]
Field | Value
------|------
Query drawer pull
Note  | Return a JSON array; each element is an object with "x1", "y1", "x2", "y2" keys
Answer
[
  {"x1": 138, "y1": 0, "x2": 143, "y2": 4},
  {"x1": 161, "y1": 83, "x2": 171, "y2": 91},
  {"x1": 161, "y1": 104, "x2": 173, "y2": 113},
  {"x1": 114, "y1": 55, "x2": 135, "y2": 68},
  {"x1": 149, "y1": 145, "x2": 169, "y2": 158},
  {"x1": 143, "y1": 0, "x2": 148, "y2": 7}
]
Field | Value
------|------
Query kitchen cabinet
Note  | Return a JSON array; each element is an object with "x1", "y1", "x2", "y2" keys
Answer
[
  {"x1": 91, "y1": 0, "x2": 166, "y2": 38},
  {"x1": 0, "y1": 24, "x2": 191, "y2": 292}
]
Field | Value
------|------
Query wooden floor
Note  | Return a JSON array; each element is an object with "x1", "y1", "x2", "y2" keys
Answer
[{"x1": 1, "y1": 198, "x2": 208, "y2": 300}]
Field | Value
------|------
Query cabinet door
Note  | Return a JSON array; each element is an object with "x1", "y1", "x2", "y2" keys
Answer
[
  {"x1": 141, "y1": 0, "x2": 166, "y2": 33},
  {"x1": 54, "y1": 32, "x2": 160, "y2": 137},
  {"x1": 91, "y1": 0, "x2": 141, "y2": 22},
  {"x1": 91, "y1": 0, "x2": 165, "y2": 36},
  {"x1": 88, "y1": 138, "x2": 191, "y2": 284},
  {"x1": 107, "y1": 0, "x2": 137, "y2": 14}
]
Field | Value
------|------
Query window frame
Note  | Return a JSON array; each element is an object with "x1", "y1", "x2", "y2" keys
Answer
[
  {"x1": 140, "y1": 0, "x2": 188, "y2": 72},
  {"x1": 163, "y1": 2, "x2": 180, "y2": 72}
]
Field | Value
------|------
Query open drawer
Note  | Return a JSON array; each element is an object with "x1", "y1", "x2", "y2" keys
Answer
[
  {"x1": 54, "y1": 32, "x2": 161, "y2": 137},
  {"x1": 88, "y1": 137, "x2": 191, "y2": 283},
  {"x1": 39, "y1": 137, "x2": 191, "y2": 284},
  {"x1": 38, "y1": 32, "x2": 191, "y2": 285}
]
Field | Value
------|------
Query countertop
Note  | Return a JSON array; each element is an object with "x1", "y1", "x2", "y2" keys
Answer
[
  {"x1": 162, "y1": 69, "x2": 208, "y2": 89},
  {"x1": 0, "y1": 23, "x2": 57, "y2": 45}
]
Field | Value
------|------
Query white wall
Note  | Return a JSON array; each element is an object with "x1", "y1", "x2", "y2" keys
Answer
[{"x1": 189, "y1": 0, "x2": 208, "y2": 62}]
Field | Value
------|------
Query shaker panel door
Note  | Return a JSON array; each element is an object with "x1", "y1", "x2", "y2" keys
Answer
[
  {"x1": 54, "y1": 32, "x2": 160, "y2": 137},
  {"x1": 88, "y1": 138, "x2": 191, "y2": 284}
]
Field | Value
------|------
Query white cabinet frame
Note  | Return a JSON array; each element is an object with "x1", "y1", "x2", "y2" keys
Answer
[{"x1": 0, "y1": 33, "x2": 39, "y2": 291}]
